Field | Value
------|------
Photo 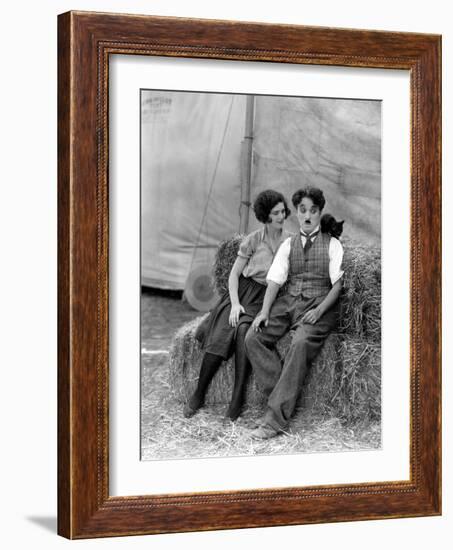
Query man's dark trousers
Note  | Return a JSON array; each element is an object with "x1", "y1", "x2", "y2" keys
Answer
[{"x1": 245, "y1": 293, "x2": 338, "y2": 431}]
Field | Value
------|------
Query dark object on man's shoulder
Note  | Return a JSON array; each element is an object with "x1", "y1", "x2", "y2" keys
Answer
[{"x1": 320, "y1": 213, "x2": 344, "y2": 239}]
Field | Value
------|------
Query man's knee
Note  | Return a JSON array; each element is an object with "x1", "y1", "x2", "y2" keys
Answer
[{"x1": 291, "y1": 331, "x2": 309, "y2": 352}]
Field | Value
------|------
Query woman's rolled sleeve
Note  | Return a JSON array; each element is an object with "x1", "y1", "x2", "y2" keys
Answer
[{"x1": 237, "y1": 233, "x2": 256, "y2": 259}]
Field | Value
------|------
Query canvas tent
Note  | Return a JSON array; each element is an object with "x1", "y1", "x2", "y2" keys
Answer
[{"x1": 141, "y1": 90, "x2": 381, "y2": 301}]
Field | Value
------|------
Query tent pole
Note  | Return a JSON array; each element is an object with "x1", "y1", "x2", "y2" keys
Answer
[{"x1": 239, "y1": 95, "x2": 254, "y2": 234}]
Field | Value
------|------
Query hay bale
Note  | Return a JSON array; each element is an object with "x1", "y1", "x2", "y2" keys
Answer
[
  {"x1": 168, "y1": 315, "x2": 265, "y2": 406},
  {"x1": 299, "y1": 335, "x2": 381, "y2": 423},
  {"x1": 274, "y1": 331, "x2": 380, "y2": 424},
  {"x1": 212, "y1": 234, "x2": 245, "y2": 295},
  {"x1": 334, "y1": 337, "x2": 381, "y2": 422},
  {"x1": 168, "y1": 316, "x2": 380, "y2": 425},
  {"x1": 169, "y1": 235, "x2": 382, "y2": 425},
  {"x1": 338, "y1": 238, "x2": 381, "y2": 343}
]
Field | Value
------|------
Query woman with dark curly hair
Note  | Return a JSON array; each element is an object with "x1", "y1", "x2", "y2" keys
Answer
[{"x1": 184, "y1": 189, "x2": 292, "y2": 421}]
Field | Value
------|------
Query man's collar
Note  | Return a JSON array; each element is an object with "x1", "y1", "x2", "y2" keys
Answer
[{"x1": 301, "y1": 225, "x2": 320, "y2": 238}]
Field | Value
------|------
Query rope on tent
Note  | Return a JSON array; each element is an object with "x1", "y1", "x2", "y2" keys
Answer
[
  {"x1": 184, "y1": 96, "x2": 235, "y2": 311},
  {"x1": 187, "y1": 96, "x2": 235, "y2": 277}
]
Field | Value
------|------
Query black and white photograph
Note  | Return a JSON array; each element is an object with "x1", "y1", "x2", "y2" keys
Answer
[
  {"x1": 140, "y1": 89, "x2": 382, "y2": 460},
  {"x1": 2, "y1": 0, "x2": 447, "y2": 546}
]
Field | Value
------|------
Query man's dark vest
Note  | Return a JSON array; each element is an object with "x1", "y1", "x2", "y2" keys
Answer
[{"x1": 286, "y1": 232, "x2": 332, "y2": 298}]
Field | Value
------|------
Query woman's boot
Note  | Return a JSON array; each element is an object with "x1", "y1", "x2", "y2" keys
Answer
[{"x1": 183, "y1": 352, "x2": 223, "y2": 417}]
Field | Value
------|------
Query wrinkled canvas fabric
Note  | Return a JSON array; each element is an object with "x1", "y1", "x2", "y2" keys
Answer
[{"x1": 141, "y1": 91, "x2": 380, "y2": 290}]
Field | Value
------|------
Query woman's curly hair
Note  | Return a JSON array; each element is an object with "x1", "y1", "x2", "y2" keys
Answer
[{"x1": 253, "y1": 189, "x2": 291, "y2": 224}]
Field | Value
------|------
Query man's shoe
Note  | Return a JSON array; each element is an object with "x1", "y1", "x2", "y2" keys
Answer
[{"x1": 250, "y1": 424, "x2": 280, "y2": 440}]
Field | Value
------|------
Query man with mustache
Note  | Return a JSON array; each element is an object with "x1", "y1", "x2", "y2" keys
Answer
[{"x1": 245, "y1": 186, "x2": 344, "y2": 439}]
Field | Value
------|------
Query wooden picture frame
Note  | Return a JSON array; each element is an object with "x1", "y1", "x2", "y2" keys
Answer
[{"x1": 58, "y1": 10, "x2": 441, "y2": 538}]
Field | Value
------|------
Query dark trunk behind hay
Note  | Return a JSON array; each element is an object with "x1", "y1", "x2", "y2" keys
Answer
[{"x1": 168, "y1": 316, "x2": 381, "y2": 424}]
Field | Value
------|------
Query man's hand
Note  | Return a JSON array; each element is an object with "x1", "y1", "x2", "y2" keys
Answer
[
  {"x1": 229, "y1": 304, "x2": 245, "y2": 327},
  {"x1": 302, "y1": 306, "x2": 322, "y2": 325},
  {"x1": 251, "y1": 311, "x2": 269, "y2": 332}
]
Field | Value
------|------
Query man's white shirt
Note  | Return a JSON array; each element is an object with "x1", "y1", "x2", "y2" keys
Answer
[{"x1": 266, "y1": 228, "x2": 344, "y2": 287}]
